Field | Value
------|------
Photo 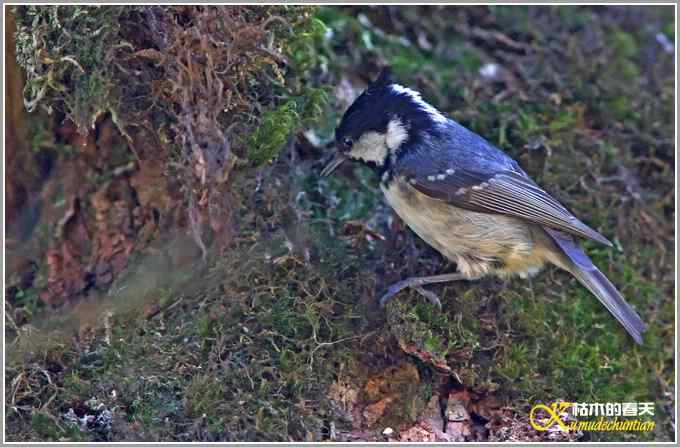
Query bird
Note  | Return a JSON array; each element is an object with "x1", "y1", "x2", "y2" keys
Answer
[{"x1": 321, "y1": 68, "x2": 646, "y2": 345}]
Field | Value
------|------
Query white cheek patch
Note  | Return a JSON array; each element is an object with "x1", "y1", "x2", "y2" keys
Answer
[
  {"x1": 349, "y1": 131, "x2": 388, "y2": 165},
  {"x1": 385, "y1": 118, "x2": 408, "y2": 152}
]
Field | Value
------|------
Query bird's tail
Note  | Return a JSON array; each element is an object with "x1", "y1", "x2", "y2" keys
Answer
[{"x1": 544, "y1": 228, "x2": 647, "y2": 345}]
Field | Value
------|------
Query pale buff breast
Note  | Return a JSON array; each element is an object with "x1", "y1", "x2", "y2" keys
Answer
[{"x1": 381, "y1": 177, "x2": 553, "y2": 278}]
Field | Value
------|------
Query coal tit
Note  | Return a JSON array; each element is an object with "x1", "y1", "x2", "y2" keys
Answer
[{"x1": 322, "y1": 68, "x2": 646, "y2": 345}]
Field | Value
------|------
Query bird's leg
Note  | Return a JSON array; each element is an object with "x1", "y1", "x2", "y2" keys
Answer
[{"x1": 380, "y1": 272, "x2": 469, "y2": 309}]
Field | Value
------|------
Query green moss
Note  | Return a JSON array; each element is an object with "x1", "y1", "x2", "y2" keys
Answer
[
  {"x1": 548, "y1": 109, "x2": 579, "y2": 133},
  {"x1": 62, "y1": 370, "x2": 92, "y2": 397},
  {"x1": 31, "y1": 413, "x2": 62, "y2": 440},
  {"x1": 70, "y1": 71, "x2": 112, "y2": 131},
  {"x1": 185, "y1": 375, "x2": 226, "y2": 419},
  {"x1": 4, "y1": 235, "x2": 366, "y2": 441},
  {"x1": 243, "y1": 8, "x2": 329, "y2": 166},
  {"x1": 609, "y1": 30, "x2": 639, "y2": 59},
  {"x1": 15, "y1": 6, "x2": 126, "y2": 132},
  {"x1": 662, "y1": 21, "x2": 674, "y2": 39},
  {"x1": 247, "y1": 87, "x2": 329, "y2": 166},
  {"x1": 284, "y1": 16, "x2": 329, "y2": 70},
  {"x1": 10, "y1": 287, "x2": 44, "y2": 318},
  {"x1": 607, "y1": 97, "x2": 633, "y2": 121}
]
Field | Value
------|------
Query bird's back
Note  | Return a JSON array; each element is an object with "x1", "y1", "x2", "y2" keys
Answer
[{"x1": 397, "y1": 118, "x2": 527, "y2": 180}]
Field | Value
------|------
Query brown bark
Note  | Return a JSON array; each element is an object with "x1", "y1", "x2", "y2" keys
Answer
[{"x1": 5, "y1": 6, "x2": 32, "y2": 227}]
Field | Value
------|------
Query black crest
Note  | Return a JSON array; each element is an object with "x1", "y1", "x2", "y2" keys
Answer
[{"x1": 368, "y1": 67, "x2": 393, "y2": 91}]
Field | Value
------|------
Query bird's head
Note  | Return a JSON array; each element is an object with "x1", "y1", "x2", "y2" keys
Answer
[{"x1": 322, "y1": 68, "x2": 448, "y2": 177}]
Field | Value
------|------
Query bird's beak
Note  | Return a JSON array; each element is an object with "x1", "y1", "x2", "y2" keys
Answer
[{"x1": 321, "y1": 152, "x2": 347, "y2": 177}]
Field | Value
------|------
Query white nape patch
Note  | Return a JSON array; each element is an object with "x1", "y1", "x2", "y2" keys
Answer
[
  {"x1": 390, "y1": 84, "x2": 447, "y2": 124},
  {"x1": 385, "y1": 118, "x2": 408, "y2": 152},
  {"x1": 349, "y1": 131, "x2": 388, "y2": 165}
]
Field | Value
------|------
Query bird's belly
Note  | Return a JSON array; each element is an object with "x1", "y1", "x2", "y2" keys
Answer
[{"x1": 381, "y1": 179, "x2": 548, "y2": 278}]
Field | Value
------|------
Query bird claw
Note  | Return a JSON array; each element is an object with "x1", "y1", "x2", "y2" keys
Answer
[
  {"x1": 379, "y1": 281, "x2": 408, "y2": 308},
  {"x1": 379, "y1": 280, "x2": 442, "y2": 309},
  {"x1": 413, "y1": 286, "x2": 442, "y2": 309}
]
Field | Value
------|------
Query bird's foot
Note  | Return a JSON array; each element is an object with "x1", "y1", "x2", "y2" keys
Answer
[
  {"x1": 379, "y1": 272, "x2": 468, "y2": 309},
  {"x1": 412, "y1": 286, "x2": 442, "y2": 309}
]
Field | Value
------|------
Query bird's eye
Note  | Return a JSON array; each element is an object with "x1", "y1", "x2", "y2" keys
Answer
[{"x1": 343, "y1": 138, "x2": 353, "y2": 149}]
